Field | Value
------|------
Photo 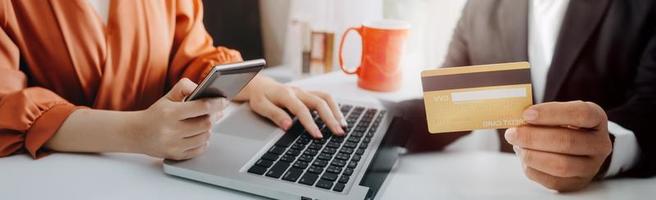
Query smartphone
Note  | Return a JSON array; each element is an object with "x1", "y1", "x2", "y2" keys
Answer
[{"x1": 185, "y1": 59, "x2": 266, "y2": 102}]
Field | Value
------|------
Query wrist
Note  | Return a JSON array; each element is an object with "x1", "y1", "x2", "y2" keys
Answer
[
  {"x1": 234, "y1": 75, "x2": 278, "y2": 101},
  {"x1": 118, "y1": 110, "x2": 148, "y2": 154}
]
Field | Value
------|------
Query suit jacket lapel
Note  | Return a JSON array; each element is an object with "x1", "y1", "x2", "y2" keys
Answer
[
  {"x1": 543, "y1": 0, "x2": 611, "y2": 101},
  {"x1": 499, "y1": 0, "x2": 529, "y2": 62}
]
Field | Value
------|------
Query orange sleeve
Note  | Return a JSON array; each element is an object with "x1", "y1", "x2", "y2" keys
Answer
[
  {"x1": 0, "y1": 22, "x2": 79, "y2": 158},
  {"x1": 168, "y1": 0, "x2": 244, "y2": 85}
]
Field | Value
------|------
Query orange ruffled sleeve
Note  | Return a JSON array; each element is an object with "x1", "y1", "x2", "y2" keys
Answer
[
  {"x1": 167, "y1": 0, "x2": 244, "y2": 85},
  {"x1": 0, "y1": 24, "x2": 79, "y2": 159}
]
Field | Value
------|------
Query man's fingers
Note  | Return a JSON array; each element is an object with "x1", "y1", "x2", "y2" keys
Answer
[
  {"x1": 275, "y1": 89, "x2": 322, "y2": 139},
  {"x1": 297, "y1": 90, "x2": 345, "y2": 136},
  {"x1": 505, "y1": 126, "x2": 602, "y2": 155},
  {"x1": 166, "y1": 78, "x2": 198, "y2": 102},
  {"x1": 523, "y1": 101, "x2": 606, "y2": 129},
  {"x1": 250, "y1": 97, "x2": 293, "y2": 130},
  {"x1": 523, "y1": 166, "x2": 591, "y2": 192},
  {"x1": 175, "y1": 98, "x2": 227, "y2": 119},
  {"x1": 309, "y1": 91, "x2": 347, "y2": 127},
  {"x1": 517, "y1": 147, "x2": 597, "y2": 178}
]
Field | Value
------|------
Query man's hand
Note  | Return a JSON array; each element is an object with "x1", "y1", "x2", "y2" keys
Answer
[
  {"x1": 505, "y1": 101, "x2": 612, "y2": 192},
  {"x1": 235, "y1": 75, "x2": 347, "y2": 139}
]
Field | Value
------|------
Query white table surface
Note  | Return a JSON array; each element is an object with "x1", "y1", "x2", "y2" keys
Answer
[{"x1": 2, "y1": 72, "x2": 655, "y2": 200}]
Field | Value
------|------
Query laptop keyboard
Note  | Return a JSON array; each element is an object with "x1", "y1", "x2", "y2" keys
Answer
[{"x1": 247, "y1": 104, "x2": 386, "y2": 192}]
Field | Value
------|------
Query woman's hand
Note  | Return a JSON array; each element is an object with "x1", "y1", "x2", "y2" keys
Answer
[
  {"x1": 131, "y1": 78, "x2": 227, "y2": 160},
  {"x1": 235, "y1": 75, "x2": 347, "y2": 139},
  {"x1": 47, "y1": 78, "x2": 226, "y2": 160}
]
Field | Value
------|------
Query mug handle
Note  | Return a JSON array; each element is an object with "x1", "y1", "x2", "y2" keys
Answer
[{"x1": 339, "y1": 27, "x2": 363, "y2": 75}]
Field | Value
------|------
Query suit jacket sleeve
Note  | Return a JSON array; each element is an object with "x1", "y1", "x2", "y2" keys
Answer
[
  {"x1": 442, "y1": 0, "x2": 473, "y2": 68},
  {"x1": 607, "y1": 29, "x2": 656, "y2": 177}
]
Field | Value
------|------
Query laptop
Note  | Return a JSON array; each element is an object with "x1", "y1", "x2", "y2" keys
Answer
[{"x1": 163, "y1": 99, "x2": 406, "y2": 199}]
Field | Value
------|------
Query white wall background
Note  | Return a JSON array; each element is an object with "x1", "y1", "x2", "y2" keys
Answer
[{"x1": 260, "y1": 0, "x2": 467, "y2": 70}]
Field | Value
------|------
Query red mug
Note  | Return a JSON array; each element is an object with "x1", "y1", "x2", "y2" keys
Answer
[{"x1": 339, "y1": 20, "x2": 410, "y2": 92}]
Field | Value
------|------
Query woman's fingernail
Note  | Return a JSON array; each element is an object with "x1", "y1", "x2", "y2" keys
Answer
[
  {"x1": 314, "y1": 129, "x2": 323, "y2": 139},
  {"x1": 523, "y1": 109, "x2": 538, "y2": 121},
  {"x1": 282, "y1": 120, "x2": 292, "y2": 131},
  {"x1": 336, "y1": 127, "x2": 345, "y2": 135}
]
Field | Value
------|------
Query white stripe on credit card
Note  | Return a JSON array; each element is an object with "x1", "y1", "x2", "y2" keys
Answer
[{"x1": 451, "y1": 87, "x2": 526, "y2": 102}]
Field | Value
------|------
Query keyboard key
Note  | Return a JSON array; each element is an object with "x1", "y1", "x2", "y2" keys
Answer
[
  {"x1": 343, "y1": 141, "x2": 357, "y2": 148},
  {"x1": 321, "y1": 172, "x2": 338, "y2": 181},
  {"x1": 335, "y1": 153, "x2": 350, "y2": 160},
  {"x1": 331, "y1": 137, "x2": 345, "y2": 143},
  {"x1": 308, "y1": 143, "x2": 323, "y2": 150},
  {"x1": 298, "y1": 154, "x2": 314, "y2": 162},
  {"x1": 339, "y1": 147, "x2": 354, "y2": 154},
  {"x1": 254, "y1": 159, "x2": 274, "y2": 168},
  {"x1": 261, "y1": 152, "x2": 279, "y2": 161},
  {"x1": 291, "y1": 143, "x2": 305, "y2": 150},
  {"x1": 326, "y1": 141, "x2": 341, "y2": 148},
  {"x1": 247, "y1": 165, "x2": 267, "y2": 175},
  {"x1": 343, "y1": 168, "x2": 354, "y2": 176},
  {"x1": 275, "y1": 124, "x2": 302, "y2": 147},
  {"x1": 347, "y1": 161, "x2": 358, "y2": 169},
  {"x1": 282, "y1": 168, "x2": 303, "y2": 182},
  {"x1": 351, "y1": 155, "x2": 361, "y2": 162},
  {"x1": 340, "y1": 105, "x2": 353, "y2": 114},
  {"x1": 326, "y1": 165, "x2": 342, "y2": 174},
  {"x1": 316, "y1": 179, "x2": 334, "y2": 190},
  {"x1": 293, "y1": 161, "x2": 309, "y2": 169},
  {"x1": 268, "y1": 146, "x2": 285, "y2": 155},
  {"x1": 280, "y1": 154, "x2": 295, "y2": 163},
  {"x1": 299, "y1": 173, "x2": 319, "y2": 186},
  {"x1": 347, "y1": 136, "x2": 361, "y2": 143},
  {"x1": 298, "y1": 136, "x2": 312, "y2": 145},
  {"x1": 323, "y1": 147, "x2": 337, "y2": 154},
  {"x1": 338, "y1": 175, "x2": 350, "y2": 183},
  {"x1": 355, "y1": 148, "x2": 365, "y2": 155},
  {"x1": 313, "y1": 138, "x2": 328, "y2": 145},
  {"x1": 351, "y1": 131, "x2": 364, "y2": 137},
  {"x1": 317, "y1": 153, "x2": 332, "y2": 160},
  {"x1": 308, "y1": 165, "x2": 324, "y2": 174},
  {"x1": 333, "y1": 183, "x2": 345, "y2": 192},
  {"x1": 313, "y1": 160, "x2": 328, "y2": 167},
  {"x1": 286, "y1": 149, "x2": 301, "y2": 156},
  {"x1": 266, "y1": 162, "x2": 291, "y2": 178},
  {"x1": 303, "y1": 149, "x2": 319, "y2": 156},
  {"x1": 331, "y1": 159, "x2": 346, "y2": 167}
]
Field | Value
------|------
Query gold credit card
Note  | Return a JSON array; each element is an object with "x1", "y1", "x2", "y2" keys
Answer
[{"x1": 421, "y1": 62, "x2": 533, "y2": 133}]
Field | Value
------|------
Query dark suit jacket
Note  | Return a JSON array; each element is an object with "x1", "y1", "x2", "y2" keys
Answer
[{"x1": 402, "y1": 0, "x2": 656, "y2": 178}]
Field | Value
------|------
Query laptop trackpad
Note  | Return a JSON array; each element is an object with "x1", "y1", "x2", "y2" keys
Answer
[{"x1": 213, "y1": 104, "x2": 279, "y2": 141}]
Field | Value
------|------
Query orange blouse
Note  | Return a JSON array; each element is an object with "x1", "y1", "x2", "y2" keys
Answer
[{"x1": 0, "y1": 0, "x2": 242, "y2": 158}]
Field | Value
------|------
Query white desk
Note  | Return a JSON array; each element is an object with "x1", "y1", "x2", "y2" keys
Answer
[{"x1": 2, "y1": 72, "x2": 655, "y2": 200}]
